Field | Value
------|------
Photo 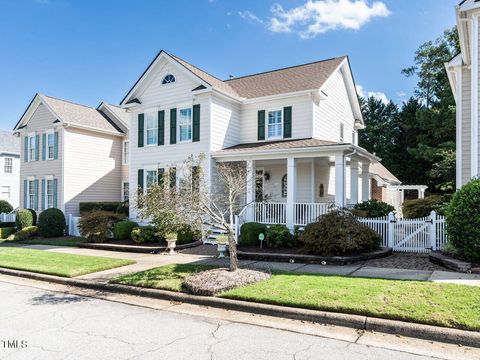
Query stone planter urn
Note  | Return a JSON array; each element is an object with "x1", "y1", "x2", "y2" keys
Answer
[
  {"x1": 166, "y1": 233, "x2": 177, "y2": 255},
  {"x1": 216, "y1": 234, "x2": 228, "y2": 258}
]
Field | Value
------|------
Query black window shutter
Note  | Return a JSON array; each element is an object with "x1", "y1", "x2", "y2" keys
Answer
[
  {"x1": 138, "y1": 114, "x2": 144, "y2": 148},
  {"x1": 170, "y1": 108, "x2": 177, "y2": 144},
  {"x1": 138, "y1": 169, "x2": 144, "y2": 192},
  {"x1": 283, "y1": 106, "x2": 292, "y2": 138},
  {"x1": 258, "y1": 110, "x2": 265, "y2": 141},
  {"x1": 158, "y1": 168, "x2": 165, "y2": 186},
  {"x1": 158, "y1": 110, "x2": 165, "y2": 146},
  {"x1": 169, "y1": 167, "x2": 176, "y2": 189},
  {"x1": 192, "y1": 104, "x2": 200, "y2": 142}
]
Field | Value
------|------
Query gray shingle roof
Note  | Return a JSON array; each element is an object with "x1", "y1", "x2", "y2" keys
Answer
[
  {"x1": 42, "y1": 95, "x2": 124, "y2": 134},
  {"x1": 0, "y1": 130, "x2": 20, "y2": 155}
]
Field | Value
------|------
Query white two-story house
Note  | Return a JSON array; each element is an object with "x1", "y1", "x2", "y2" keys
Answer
[
  {"x1": 446, "y1": 0, "x2": 480, "y2": 188},
  {"x1": 13, "y1": 94, "x2": 129, "y2": 216},
  {"x1": 0, "y1": 130, "x2": 20, "y2": 209},
  {"x1": 121, "y1": 50, "x2": 381, "y2": 230}
]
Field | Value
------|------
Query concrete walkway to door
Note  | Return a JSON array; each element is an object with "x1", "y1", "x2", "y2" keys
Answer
[{"x1": 3, "y1": 242, "x2": 480, "y2": 287}]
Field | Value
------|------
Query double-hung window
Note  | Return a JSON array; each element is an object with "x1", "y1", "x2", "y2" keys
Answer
[
  {"x1": 179, "y1": 108, "x2": 192, "y2": 142},
  {"x1": 4, "y1": 158, "x2": 12, "y2": 174},
  {"x1": 145, "y1": 113, "x2": 158, "y2": 146},
  {"x1": 28, "y1": 136, "x2": 36, "y2": 161},
  {"x1": 123, "y1": 141, "x2": 129, "y2": 164},
  {"x1": 46, "y1": 179, "x2": 54, "y2": 209},
  {"x1": 28, "y1": 180, "x2": 35, "y2": 208},
  {"x1": 267, "y1": 110, "x2": 282, "y2": 139},
  {"x1": 145, "y1": 170, "x2": 158, "y2": 190},
  {"x1": 46, "y1": 133, "x2": 55, "y2": 160},
  {"x1": 123, "y1": 182, "x2": 129, "y2": 201}
]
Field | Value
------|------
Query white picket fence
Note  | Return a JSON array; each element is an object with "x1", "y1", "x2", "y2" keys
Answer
[
  {"x1": 67, "y1": 214, "x2": 81, "y2": 237},
  {"x1": 0, "y1": 213, "x2": 16, "y2": 223},
  {"x1": 358, "y1": 211, "x2": 447, "y2": 253}
]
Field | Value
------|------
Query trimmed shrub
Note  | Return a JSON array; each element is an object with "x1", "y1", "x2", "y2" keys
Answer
[
  {"x1": 240, "y1": 222, "x2": 267, "y2": 246},
  {"x1": 16, "y1": 209, "x2": 34, "y2": 230},
  {"x1": 0, "y1": 200, "x2": 13, "y2": 214},
  {"x1": 402, "y1": 195, "x2": 448, "y2": 218},
  {"x1": 265, "y1": 224, "x2": 294, "y2": 248},
  {"x1": 352, "y1": 200, "x2": 394, "y2": 218},
  {"x1": 0, "y1": 227, "x2": 15, "y2": 239},
  {"x1": 0, "y1": 222, "x2": 15, "y2": 228},
  {"x1": 26, "y1": 208, "x2": 37, "y2": 226},
  {"x1": 446, "y1": 179, "x2": 480, "y2": 262},
  {"x1": 7, "y1": 230, "x2": 30, "y2": 242},
  {"x1": 113, "y1": 220, "x2": 138, "y2": 240},
  {"x1": 131, "y1": 226, "x2": 157, "y2": 244},
  {"x1": 177, "y1": 225, "x2": 201, "y2": 245},
  {"x1": 78, "y1": 210, "x2": 124, "y2": 242},
  {"x1": 23, "y1": 225, "x2": 38, "y2": 237},
  {"x1": 79, "y1": 202, "x2": 128, "y2": 215},
  {"x1": 38, "y1": 208, "x2": 66, "y2": 238},
  {"x1": 299, "y1": 209, "x2": 381, "y2": 256}
]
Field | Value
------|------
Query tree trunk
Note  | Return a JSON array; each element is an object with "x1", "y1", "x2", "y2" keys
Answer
[{"x1": 228, "y1": 232, "x2": 238, "y2": 272}]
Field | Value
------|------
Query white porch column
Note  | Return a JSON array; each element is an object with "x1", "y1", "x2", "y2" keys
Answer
[
  {"x1": 286, "y1": 157, "x2": 297, "y2": 231},
  {"x1": 246, "y1": 160, "x2": 256, "y2": 221},
  {"x1": 419, "y1": 188, "x2": 425, "y2": 199},
  {"x1": 361, "y1": 162, "x2": 370, "y2": 202},
  {"x1": 349, "y1": 160, "x2": 359, "y2": 204},
  {"x1": 335, "y1": 155, "x2": 346, "y2": 207},
  {"x1": 310, "y1": 159, "x2": 315, "y2": 202}
]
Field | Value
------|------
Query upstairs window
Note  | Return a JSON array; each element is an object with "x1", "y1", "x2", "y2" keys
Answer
[
  {"x1": 123, "y1": 141, "x2": 129, "y2": 164},
  {"x1": 47, "y1": 133, "x2": 55, "y2": 160},
  {"x1": 28, "y1": 136, "x2": 36, "y2": 161},
  {"x1": 145, "y1": 113, "x2": 158, "y2": 146},
  {"x1": 162, "y1": 74, "x2": 176, "y2": 84},
  {"x1": 267, "y1": 110, "x2": 282, "y2": 139},
  {"x1": 4, "y1": 158, "x2": 12, "y2": 174},
  {"x1": 179, "y1": 108, "x2": 192, "y2": 142}
]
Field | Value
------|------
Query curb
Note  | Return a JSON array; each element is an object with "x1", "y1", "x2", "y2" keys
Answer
[
  {"x1": 79, "y1": 240, "x2": 203, "y2": 254},
  {"x1": 0, "y1": 267, "x2": 478, "y2": 348}
]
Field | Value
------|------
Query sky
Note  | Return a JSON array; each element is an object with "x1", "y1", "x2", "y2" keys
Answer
[{"x1": 0, "y1": 0, "x2": 458, "y2": 131}]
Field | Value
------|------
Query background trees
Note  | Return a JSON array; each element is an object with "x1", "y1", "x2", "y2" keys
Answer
[{"x1": 359, "y1": 27, "x2": 459, "y2": 193}]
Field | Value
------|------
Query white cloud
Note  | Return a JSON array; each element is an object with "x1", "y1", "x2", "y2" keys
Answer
[
  {"x1": 239, "y1": 0, "x2": 390, "y2": 39},
  {"x1": 238, "y1": 11, "x2": 264, "y2": 25},
  {"x1": 357, "y1": 85, "x2": 389, "y2": 104}
]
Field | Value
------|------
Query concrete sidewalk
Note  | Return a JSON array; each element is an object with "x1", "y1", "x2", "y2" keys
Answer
[{"x1": 7, "y1": 243, "x2": 480, "y2": 286}]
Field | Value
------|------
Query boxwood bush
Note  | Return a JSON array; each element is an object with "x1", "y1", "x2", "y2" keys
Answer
[
  {"x1": 240, "y1": 222, "x2": 267, "y2": 246},
  {"x1": 446, "y1": 179, "x2": 480, "y2": 262},
  {"x1": 16, "y1": 209, "x2": 34, "y2": 230},
  {"x1": 131, "y1": 226, "x2": 157, "y2": 244},
  {"x1": 177, "y1": 225, "x2": 200, "y2": 245},
  {"x1": 0, "y1": 200, "x2": 13, "y2": 214},
  {"x1": 265, "y1": 224, "x2": 294, "y2": 248},
  {"x1": 38, "y1": 208, "x2": 66, "y2": 238},
  {"x1": 113, "y1": 220, "x2": 138, "y2": 240},
  {"x1": 352, "y1": 200, "x2": 394, "y2": 218},
  {"x1": 78, "y1": 210, "x2": 124, "y2": 242},
  {"x1": 402, "y1": 195, "x2": 448, "y2": 218},
  {"x1": 26, "y1": 208, "x2": 37, "y2": 226},
  {"x1": 7, "y1": 230, "x2": 30, "y2": 242},
  {"x1": 80, "y1": 202, "x2": 128, "y2": 216},
  {"x1": 23, "y1": 225, "x2": 38, "y2": 237},
  {"x1": 299, "y1": 209, "x2": 381, "y2": 256},
  {"x1": 0, "y1": 227, "x2": 15, "y2": 239}
]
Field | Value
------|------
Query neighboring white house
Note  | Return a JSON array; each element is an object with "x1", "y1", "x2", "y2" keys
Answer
[
  {"x1": 446, "y1": 0, "x2": 480, "y2": 188},
  {"x1": 121, "y1": 50, "x2": 389, "y2": 229},
  {"x1": 0, "y1": 130, "x2": 20, "y2": 209},
  {"x1": 13, "y1": 94, "x2": 129, "y2": 216}
]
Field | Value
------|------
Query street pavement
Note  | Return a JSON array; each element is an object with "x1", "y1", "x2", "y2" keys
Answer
[{"x1": 0, "y1": 275, "x2": 478, "y2": 360}]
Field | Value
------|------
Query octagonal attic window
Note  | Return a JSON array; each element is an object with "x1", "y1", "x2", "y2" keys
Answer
[{"x1": 162, "y1": 74, "x2": 176, "y2": 84}]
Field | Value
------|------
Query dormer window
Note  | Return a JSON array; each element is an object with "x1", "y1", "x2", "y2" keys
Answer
[{"x1": 162, "y1": 74, "x2": 175, "y2": 85}]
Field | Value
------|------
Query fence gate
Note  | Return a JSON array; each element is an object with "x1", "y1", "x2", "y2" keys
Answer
[{"x1": 358, "y1": 211, "x2": 447, "y2": 253}]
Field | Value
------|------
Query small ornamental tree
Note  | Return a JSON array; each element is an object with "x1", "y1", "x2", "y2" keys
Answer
[
  {"x1": 0, "y1": 200, "x2": 13, "y2": 214},
  {"x1": 353, "y1": 199, "x2": 394, "y2": 218},
  {"x1": 446, "y1": 179, "x2": 480, "y2": 261},
  {"x1": 137, "y1": 154, "x2": 255, "y2": 271}
]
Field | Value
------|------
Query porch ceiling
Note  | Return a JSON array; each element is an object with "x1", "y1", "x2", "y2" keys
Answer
[{"x1": 212, "y1": 137, "x2": 380, "y2": 163}]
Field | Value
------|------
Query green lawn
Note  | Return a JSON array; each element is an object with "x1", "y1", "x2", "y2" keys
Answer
[
  {"x1": 17, "y1": 237, "x2": 87, "y2": 247},
  {"x1": 0, "y1": 247, "x2": 135, "y2": 277},
  {"x1": 113, "y1": 264, "x2": 480, "y2": 331}
]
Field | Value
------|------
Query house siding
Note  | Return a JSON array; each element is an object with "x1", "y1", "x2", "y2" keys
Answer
[
  {"x1": 63, "y1": 128, "x2": 123, "y2": 216},
  {"x1": 0, "y1": 154, "x2": 20, "y2": 209},
  {"x1": 314, "y1": 69, "x2": 355, "y2": 143},
  {"x1": 210, "y1": 94, "x2": 241, "y2": 151},
  {"x1": 462, "y1": 66, "x2": 472, "y2": 184},
  {"x1": 19, "y1": 104, "x2": 63, "y2": 211}
]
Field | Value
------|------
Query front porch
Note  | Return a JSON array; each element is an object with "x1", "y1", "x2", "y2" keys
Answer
[{"x1": 212, "y1": 140, "x2": 379, "y2": 230}]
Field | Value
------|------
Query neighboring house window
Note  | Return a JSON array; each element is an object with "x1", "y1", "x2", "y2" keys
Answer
[
  {"x1": 123, "y1": 141, "x2": 129, "y2": 164},
  {"x1": 28, "y1": 180, "x2": 35, "y2": 208},
  {"x1": 28, "y1": 136, "x2": 36, "y2": 161},
  {"x1": 123, "y1": 182, "x2": 129, "y2": 201},
  {"x1": 47, "y1": 133, "x2": 55, "y2": 160},
  {"x1": 145, "y1": 113, "x2": 158, "y2": 146},
  {"x1": 46, "y1": 179, "x2": 54, "y2": 209},
  {"x1": 340, "y1": 123, "x2": 344, "y2": 142},
  {"x1": 281, "y1": 174, "x2": 287, "y2": 198},
  {"x1": 267, "y1": 110, "x2": 282, "y2": 139},
  {"x1": 179, "y1": 108, "x2": 192, "y2": 142},
  {"x1": 1, "y1": 186, "x2": 10, "y2": 199},
  {"x1": 162, "y1": 74, "x2": 176, "y2": 84},
  {"x1": 145, "y1": 170, "x2": 157, "y2": 190},
  {"x1": 4, "y1": 158, "x2": 12, "y2": 174}
]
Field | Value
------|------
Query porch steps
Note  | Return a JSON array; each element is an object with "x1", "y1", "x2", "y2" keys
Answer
[{"x1": 203, "y1": 226, "x2": 229, "y2": 245}]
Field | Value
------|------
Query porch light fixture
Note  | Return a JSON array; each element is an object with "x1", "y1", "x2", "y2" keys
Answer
[{"x1": 264, "y1": 172, "x2": 270, "y2": 181}]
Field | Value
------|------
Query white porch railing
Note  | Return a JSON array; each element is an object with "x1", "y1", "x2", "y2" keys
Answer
[
  {"x1": 0, "y1": 213, "x2": 16, "y2": 223},
  {"x1": 251, "y1": 202, "x2": 287, "y2": 224},
  {"x1": 294, "y1": 203, "x2": 331, "y2": 226}
]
